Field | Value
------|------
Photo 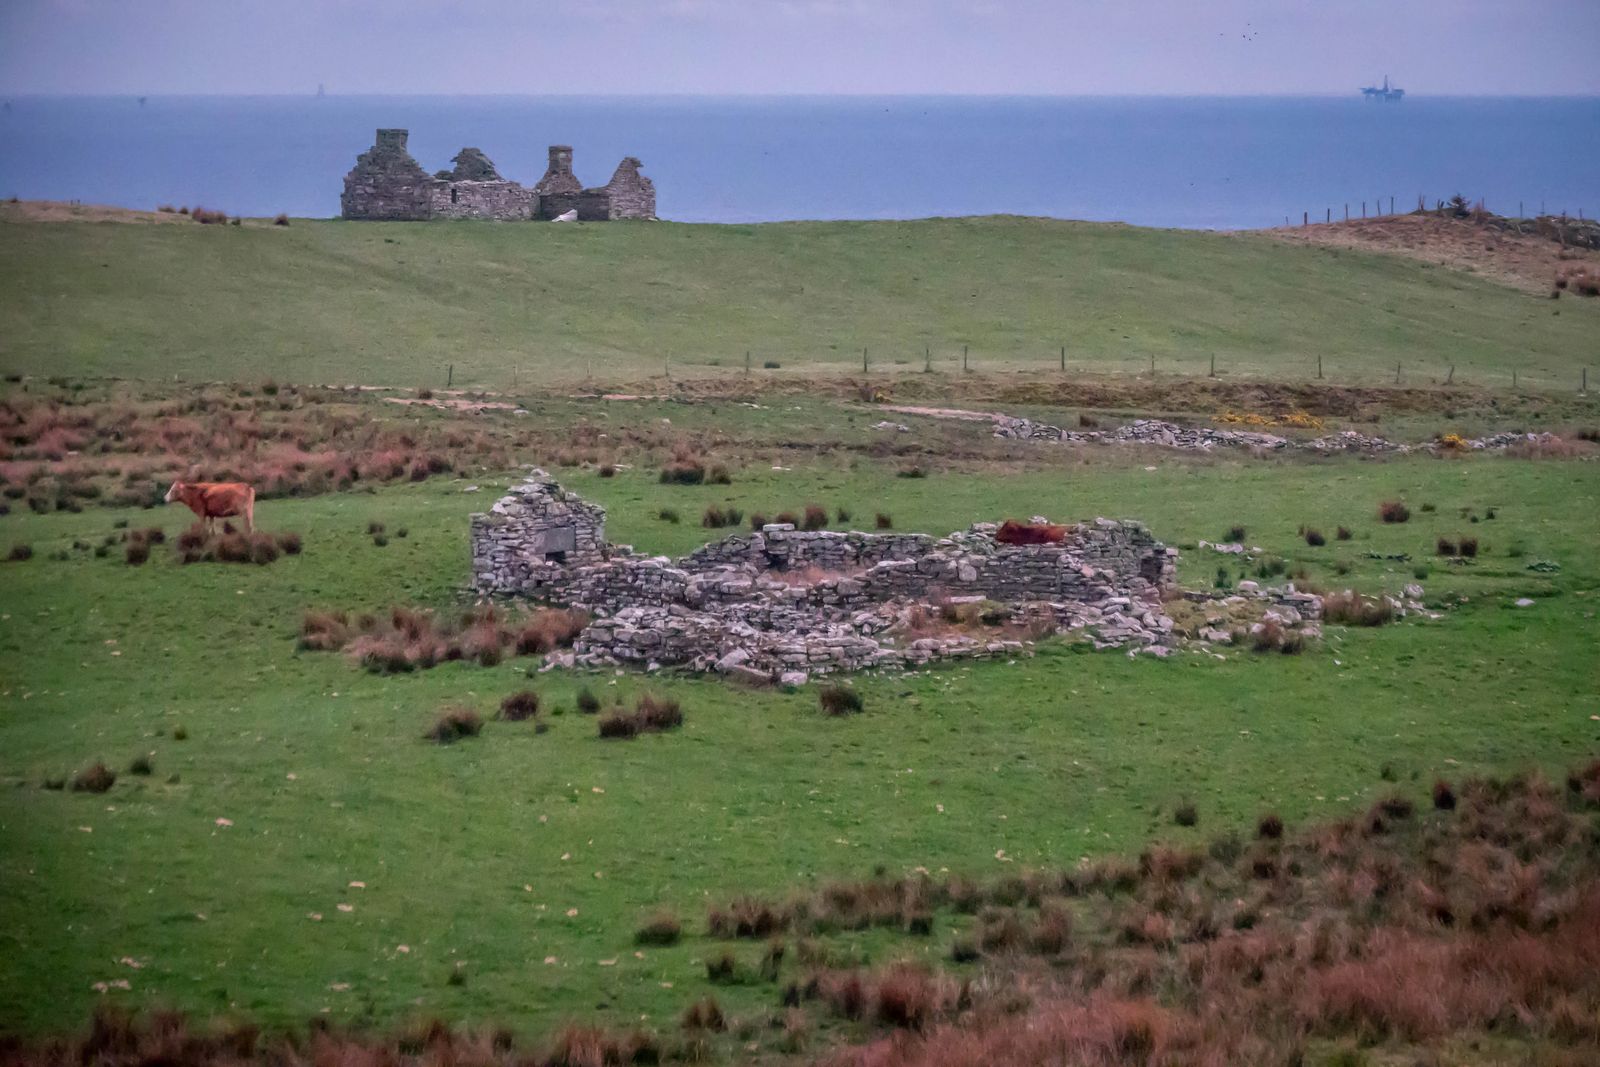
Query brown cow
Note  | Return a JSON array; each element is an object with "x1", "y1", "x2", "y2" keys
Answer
[
  {"x1": 995, "y1": 519, "x2": 1068, "y2": 546},
  {"x1": 164, "y1": 481, "x2": 255, "y2": 533}
]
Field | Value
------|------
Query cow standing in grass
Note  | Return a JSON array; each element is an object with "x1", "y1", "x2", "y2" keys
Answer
[{"x1": 164, "y1": 481, "x2": 255, "y2": 533}]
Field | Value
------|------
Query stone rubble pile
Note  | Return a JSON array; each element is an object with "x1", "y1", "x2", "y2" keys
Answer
[
  {"x1": 473, "y1": 472, "x2": 1185, "y2": 681},
  {"x1": 994, "y1": 416, "x2": 1562, "y2": 457},
  {"x1": 993, "y1": 416, "x2": 1288, "y2": 451}
]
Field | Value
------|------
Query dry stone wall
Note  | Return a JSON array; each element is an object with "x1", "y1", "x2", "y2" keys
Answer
[
  {"x1": 992, "y1": 415, "x2": 1562, "y2": 457},
  {"x1": 471, "y1": 473, "x2": 1182, "y2": 681}
]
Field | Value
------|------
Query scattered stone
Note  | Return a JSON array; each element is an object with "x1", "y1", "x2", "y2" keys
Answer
[
  {"x1": 992, "y1": 414, "x2": 1564, "y2": 457},
  {"x1": 472, "y1": 472, "x2": 1184, "y2": 677}
]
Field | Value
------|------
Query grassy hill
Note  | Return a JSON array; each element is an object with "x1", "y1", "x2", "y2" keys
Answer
[{"x1": 1, "y1": 212, "x2": 1591, "y2": 389}]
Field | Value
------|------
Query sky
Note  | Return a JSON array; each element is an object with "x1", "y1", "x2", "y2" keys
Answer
[{"x1": 1, "y1": 0, "x2": 1597, "y2": 96}]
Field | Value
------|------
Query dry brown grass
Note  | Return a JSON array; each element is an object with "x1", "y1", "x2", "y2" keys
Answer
[
  {"x1": 1321, "y1": 590, "x2": 1396, "y2": 627},
  {"x1": 0, "y1": 385, "x2": 512, "y2": 512},
  {"x1": 302, "y1": 603, "x2": 588, "y2": 673},
  {"x1": 423, "y1": 706, "x2": 483, "y2": 744},
  {"x1": 11, "y1": 758, "x2": 1600, "y2": 1066}
]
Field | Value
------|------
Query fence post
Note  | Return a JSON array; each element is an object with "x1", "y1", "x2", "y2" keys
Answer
[
  {"x1": 1303, "y1": 211, "x2": 1308, "y2": 227},
  {"x1": 1390, "y1": 196, "x2": 1395, "y2": 215},
  {"x1": 963, "y1": 345, "x2": 968, "y2": 372},
  {"x1": 1362, "y1": 201, "x2": 1367, "y2": 219},
  {"x1": 1150, "y1": 354, "x2": 1156, "y2": 375},
  {"x1": 1345, "y1": 204, "x2": 1349, "y2": 222},
  {"x1": 924, "y1": 346, "x2": 931, "y2": 373},
  {"x1": 447, "y1": 364, "x2": 453, "y2": 388},
  {"x1": 745, "y1": 350, "x2": 751, "y2": 375},
  {"x1": 1584, "y1": 368, "x2": 1589, "y2": 393},
  {"x1": 862, "y1": 347, "x2": 868, "y2": 374},
  {"x1": 1446, "y1": 365, "x2": 1454, "y2": 385},
  {"x1": 1060, "y1": 345, "x2": 1066, "y2": 372},
  {"x1": 1317, "y1": 355, "x2": 1323, "y2": 380},
  {"x1": 1512, "y1": 368, "x2": 1517, "y2": 390},
  {"x1": 1326, "y1": 208, "x2": 1331, "y2": 223},
  {"x1": 1395, "y1": 361, "x2": 1402, "y2": 385}
]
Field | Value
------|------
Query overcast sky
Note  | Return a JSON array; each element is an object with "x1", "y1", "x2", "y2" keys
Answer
[{"x1": 2, "y1": 0, "x2": 1597, "y2": 96}]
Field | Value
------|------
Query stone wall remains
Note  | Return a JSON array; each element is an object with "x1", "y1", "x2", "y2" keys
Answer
[
  {"x1": 341, "y1": 132, "x2": 654, "y2": 223},
  {"x1": 430, "y1": 180, "x2": 536, "y2": 221},
  {"x1": 470, "y1": 474, "x2": 612, "y2": 596},
  {"x1": 471, "y1": 473, "x2": 1183, "y2": 680},
  {"x1": 578, "y1": 157, "x2": 657, "y2": 221},
  {"x1": 340, "y1": 129, "x2": 437, "y2": 221},
  {"x1": 534, "y1": 145, "x2": 583, "y2": 220}
]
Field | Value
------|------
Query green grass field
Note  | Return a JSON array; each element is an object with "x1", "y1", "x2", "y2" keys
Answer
[
  {"x1": 1, "y1": 214, "x2": 1592, "y2": 389},
  {"x1": 2, "y1": 212, "x2": 1597, "y2": 1059},
  {"x1": 3, "y1": 445, "x2": 1596, "y2": 1039}
]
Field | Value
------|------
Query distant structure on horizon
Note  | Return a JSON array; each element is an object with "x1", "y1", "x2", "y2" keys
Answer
[
  {"x1": 1360, "y1": 76, "x2": 1405, "y2": 102},
  {"x1": 340, "y1": 129, "x2": 656, "y2": 223}
]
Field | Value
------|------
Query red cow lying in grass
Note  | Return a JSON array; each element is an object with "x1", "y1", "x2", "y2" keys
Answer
[
  {"x1": 996, "y1": 519, "x2": 1069, "y2": 546},
  {"x1": 164, "y1": 481, "x2": 255, "y2": 533}
]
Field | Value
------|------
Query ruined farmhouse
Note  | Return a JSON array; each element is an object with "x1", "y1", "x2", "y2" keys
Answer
[
  {"x1": 469, "y1": 472, "x2": 1211, "y2": 682},
  {"x1": 340, "y1": 129, "x2": 656, "y2": 222}
]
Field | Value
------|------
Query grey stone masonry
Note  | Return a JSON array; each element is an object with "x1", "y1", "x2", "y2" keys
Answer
[
  {"x1": 341, "y1": 131, "x2": 655, "y2": 223},
  {"x1": 449, "y1": 147, "x2": 500, "y2": 181},
  {"x1": 471, "y1": 473, "x2": 1201, "y2": 679},
  {"x1": 470, "y1": 472, "x2": 612, "y2": 596},
  {"x1": 534, "y1": 145, "x2": 583, "y2": 220},
  {"x1": 340, "y1": 129, "x2": 437, "y2": 220},
  {"x1": 579, "y1": 157, "x2": 657, "y2": 221}
]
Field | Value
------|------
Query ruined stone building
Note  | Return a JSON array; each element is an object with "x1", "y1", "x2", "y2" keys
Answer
[
  {"x1": 340, "y1": 130, "x2": 655, "y2": 222},
  {"x1": 470, "y1": 471, "x2": 1200, "y2": 682}
]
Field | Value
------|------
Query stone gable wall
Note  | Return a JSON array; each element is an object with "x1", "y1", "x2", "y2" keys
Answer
[
  {"x1": 578, "y1": 158, "x2": 657, "y2": 221},
  {"x1": 341, "y1": 129, "x2": 437, "y2": 221},
  {"x1": 470, "y1": 474, "x2": 611, "y2": 595}
]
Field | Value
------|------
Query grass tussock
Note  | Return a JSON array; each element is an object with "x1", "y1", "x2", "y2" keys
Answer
[
  {"x1": 424, "y1": 706, "x2": 483, "y2": 744},
  {"x1": 301, "y1": 604, "x2": 588, "y2": 672},
  {"x1": 1321, "y1": 590, "x2": 1396, "y2": 627},
  {"x1": 496, "y1": 690, "x2": 541, "y2": 722},
  {"x1": 1379, "y1": 500, "x2": 1411, "y2": 524},
  {"x1": 171, "y1": 526, "x2": 295, "y2": 566},
  {"x1": 71, "y1": 761, "x2": 116, "y2": 793},
  {"x1": 819, "y1": 684, "x2": 865, "y2": 716},
  {"x1": 598, "y1": 693, "x2": 685, "y2": 740},
  {"x1": 634, "y1": 909, "x2": 682, "y2": 946}
]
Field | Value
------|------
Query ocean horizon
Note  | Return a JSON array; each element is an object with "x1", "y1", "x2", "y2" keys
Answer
[{"x1": 1, "y1": 94, "x2": 1596, "y2": 229}]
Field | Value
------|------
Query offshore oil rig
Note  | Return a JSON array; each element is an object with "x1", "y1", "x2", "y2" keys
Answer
[{"x1": 1360, "y1": 76, "x2": 1405, "y2": 102}]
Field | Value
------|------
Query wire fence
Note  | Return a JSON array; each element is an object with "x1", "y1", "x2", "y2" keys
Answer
[
  {"x1": 1278, "y1": 195, "x2": 1592, "y2": 229},
  {"x1": 456, "y1": 349, "x2": 1597, "y2": 398}
]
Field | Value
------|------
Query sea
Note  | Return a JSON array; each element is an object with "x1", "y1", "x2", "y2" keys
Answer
[{"x1": 0, "y1": 95, "x2": 1595, "y2": 229}]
